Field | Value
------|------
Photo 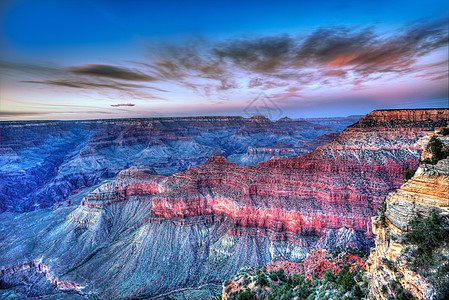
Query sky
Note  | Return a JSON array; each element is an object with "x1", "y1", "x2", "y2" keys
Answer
[{"x1": 0, "y1": 0, "x2": 448, "y2": 120}]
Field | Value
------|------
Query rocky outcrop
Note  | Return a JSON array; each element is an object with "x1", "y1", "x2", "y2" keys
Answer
[
  {"x1": 366, "y1": 128, "x2": 449, "y2": 300},
  {"x1": 0, "y1": 261, "x2": 84, "y2": 298},
  {"x1": 360, "y1": 109, "x2": 448, "y2": 124},
  {"x1": 73, "y1": 109, "x2": 448, "y2": 245},
  {"x1": 316, "y1": 227, "x2": 372, "y2": 251},
  {"x1": 228, "y1": 134, "x2": 339, "y2": 166}
]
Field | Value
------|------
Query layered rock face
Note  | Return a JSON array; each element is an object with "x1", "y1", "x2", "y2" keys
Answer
[
  {"x1": 0, "y1": 116, "x2": 335, "y2": 212},
  {"x1": 144, "y1": 109, "x2": 448, "y2": 239},
  {"x1": 366, "y1": 129, "x2": 449, "y2": 300}
]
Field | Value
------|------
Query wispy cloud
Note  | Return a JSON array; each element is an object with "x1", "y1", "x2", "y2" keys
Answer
[
  {"x1": 67, "y1": 64, "x2": 155, "y2": 81},
  {"x1": 0, "y1": 110, "x2": 114, "y2": 117},
  {"x1": 110, "y1": 103, "x2": 135, "y2": 107},
  {"x1": 22, "y1": 79, "x2": 146, "y2": 90}
]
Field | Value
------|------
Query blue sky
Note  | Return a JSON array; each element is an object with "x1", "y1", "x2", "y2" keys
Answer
[{"x1": 1, "y1": 0, "x2": 448, "y2": 120}]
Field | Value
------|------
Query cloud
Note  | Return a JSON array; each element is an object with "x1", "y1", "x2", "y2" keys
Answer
[
  {"x1": 0, "y1": 111, "x2": 50, "y2": 116},
  {"x1": 67, "y1": 64, "x2": 155, "y2": 81},
  {"x1": 144, "y1": 19, "x2": 447, "y2": 98},
  {"x1": 0, "y1": 60, "x2": 60, "y2": 75},
  {"x1": 110, "y1": 103, "x2": 135, "y2": 107},
  {"x1": 0, "y1": 110, "x2": 113, "y2": 117},
  {"x1": 21, "y1": 80, "x2": 167, "y2": 100},
  {"x1": 3, "y1": 19, "x2": 447, "y2": 106},
  {"x1": 213, "y1": 35, "x2": 295, "y2": 73},
  {"x1": 22, "y1": 79, "x2": 147, "y2": 90}
]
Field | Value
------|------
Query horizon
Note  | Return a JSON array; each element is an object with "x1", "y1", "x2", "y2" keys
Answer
[
  {"x1": 1, "y1": 107, "x2": 449, "y2": 123},
  {"x1": 1, "y1": 0, "x2": 448, "y2": 121}
]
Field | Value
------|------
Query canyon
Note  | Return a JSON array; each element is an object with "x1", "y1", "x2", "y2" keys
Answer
[
  {"x1": 0, "y1": 108, "x2": 448, "y2": 299},
  {"x1": 0, "y1": 116, "x2": 340, "y2": 212}
]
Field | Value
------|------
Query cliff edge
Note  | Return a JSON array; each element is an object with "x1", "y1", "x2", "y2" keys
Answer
[{"x1": 367, "y1": 128, "x2": 449, "y2": 300}]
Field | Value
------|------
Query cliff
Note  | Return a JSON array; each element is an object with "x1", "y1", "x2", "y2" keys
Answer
[
  {"x1": 366, "y1": 128, "x2": 449, "y2": 300},
  {"x1": 145, "y1": 109, "x2": 448, "y2": 240}
]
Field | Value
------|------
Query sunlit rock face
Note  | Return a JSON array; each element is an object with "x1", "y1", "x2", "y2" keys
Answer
[
  {"x1": 366, "y1": 128, "x2": 449, "y2": 300},
  {"x1": 0, "y1": 116, "x2": 336, "y2": 212}
]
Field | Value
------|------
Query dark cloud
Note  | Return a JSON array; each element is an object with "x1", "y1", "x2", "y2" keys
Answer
[
  {"x1": 67, "y1": 64, "x2": 155, "y2": 81},
  {"x1": 21, "y1": 80, "x2": 167, "y2": 100},
  {"x1": 21, "y1": 80, "x2": 148, "y2": 90},
  {"x1": 110, "y1": 103, "x2": 135, "y2": 107},
  {"x1": 213, "y1": 35, "x2": 295, "y2": 72},
  {"x1": 322, "y1": 69, "x2": 347, "y2": 78}
]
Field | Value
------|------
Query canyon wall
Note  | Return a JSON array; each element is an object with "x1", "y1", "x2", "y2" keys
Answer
[
  {"x1": 367, "y1": 128, "x2": 449, "y2": 300},
  {"x1": 0, "y1": 116, "x2": 335, "y2": 212},
  {"x1": 143, "y1": 109, "x2": 448, "y2": 239}
]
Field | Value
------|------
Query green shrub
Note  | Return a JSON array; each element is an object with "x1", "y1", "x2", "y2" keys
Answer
[
  {"x1": 425, "y1": 136, "x2": 449, "y2": 164},
  {"x1": 404, "y1": 169, "x2": 417, "y2": 182},
  {"x1": 438, "y1": 127, "x2": 449, "y2": 136},
  {"x1": 395, "y1": 285, "x2": 416, "y2": 300},
  {"x1": 256, "y1": 274, "x2": 269, "y2": 287},
  {"x1": 269, "y1": 270, "x2": 278, "y2": 281},
  {"x1": 435, "y1": 283, "x2": 449, "y2": 300},
  {"x1": 404, "y1": 209, "x2": 448, "y2": 269},
  {"x1": 353, "y1": 284, "x2": 365, "y2": 299},
  {"x1": 323, "y1": 269, "x2": 336, "y2": 283},
  {"x1": 337, "y1": 266, "x2": 355, "y2": 291},
  {"x1": 277, "y1": 268, "x2": 288, "y2": 282},
  {"x1": 382, "y1": 258, "x2": 397, "y2": 272},
  {"x1": 380, "y1": 212, "x2": 387, "y2": 227},
  {"x1": 238, "y1": 289, "x2": 256, "y2": 300}
]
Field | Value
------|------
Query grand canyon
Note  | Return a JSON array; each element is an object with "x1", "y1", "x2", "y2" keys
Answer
[
  {"x1": 2, "y1": 1, "x2": 449, "y2": 299},
  {"x1": 1, "y1": 108, "x2": 448, "y2": 299}
]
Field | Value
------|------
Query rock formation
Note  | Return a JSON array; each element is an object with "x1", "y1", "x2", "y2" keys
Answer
[
  {"x1": 366, "y1": 128, "x2": 449, "y2": 300},
  {"x1": 0, "y1": 116, "x2": 335, "y2": 212}
]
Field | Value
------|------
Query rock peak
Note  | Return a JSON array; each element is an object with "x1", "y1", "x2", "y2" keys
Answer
[
  {"x1": 205, "y1": 153, "x2": 228, "y2": 164},
  {"x1": 249, "y1": 115, "x2": 270, "y2": 121},
  {"x1": 278, "y1": 116, "x2": 293, "y2": 121}
]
